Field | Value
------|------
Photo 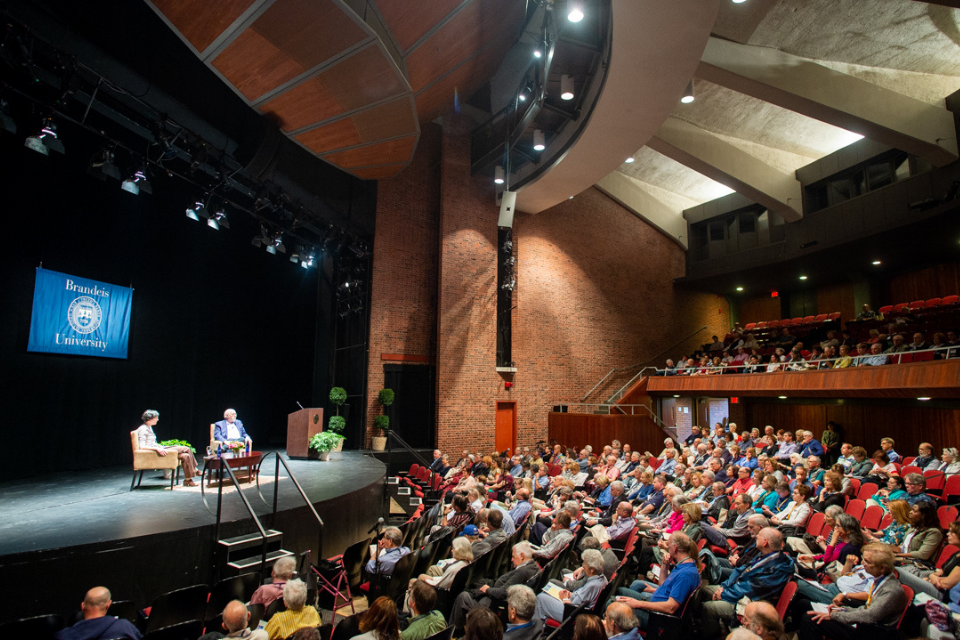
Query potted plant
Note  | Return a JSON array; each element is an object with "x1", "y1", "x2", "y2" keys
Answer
[
  {"x1": 371, "y1": 388, "x2": 394, "y2": 451},
  {"x1": 329, "y1": 387, "x2": 347, "y2": 452},
  {"x1": 309, "y1": 431, "x2": 344, "y2": 461}
]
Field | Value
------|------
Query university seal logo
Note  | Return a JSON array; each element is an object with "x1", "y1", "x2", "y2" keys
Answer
[{"x1": 67, "y1": 296, "x2": 103, "y2": 334}]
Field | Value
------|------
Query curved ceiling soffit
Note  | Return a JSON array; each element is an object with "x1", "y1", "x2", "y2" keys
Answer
[
  {"x1": 515, "y1": 0, "x2": 722, "y2": 214},
  {"x1": 145, "y1": 0, "x2": 524, "y2": 181}
]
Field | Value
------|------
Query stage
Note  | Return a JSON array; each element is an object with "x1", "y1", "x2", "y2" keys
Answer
[{"x1": 0, "y1": 450, "x2": 385, "y2": 623}]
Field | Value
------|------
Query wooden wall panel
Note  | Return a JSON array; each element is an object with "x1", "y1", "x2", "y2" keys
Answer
[
  {"x1": 816, "y1": 281, "x2": 855, "y2": 325},
  {"x1": 740, "y1": 295, "x2": 781, "y2": 326},
  {"x1": 886, "y1": 262, "x2": 960, "y2": 303},
  {"x1": 152, "y1": 0, "x2": 257, "y2": 52},
  {"x1": 373, "y1": 0, "x2": 464, "y2": 52},
  {"x1": 744, "y1": 402, "x2": 960, "y2": 461},
  {"x1": 548, "y1": 413, "x2": 666, "y2": 457}
]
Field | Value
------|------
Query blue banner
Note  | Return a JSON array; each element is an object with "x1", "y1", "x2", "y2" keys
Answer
[{"x1": 27, "y1": 268, "x2": 133, "y2": 359}]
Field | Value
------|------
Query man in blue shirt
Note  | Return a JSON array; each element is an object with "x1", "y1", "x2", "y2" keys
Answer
[
  {"x1": 881, "y1": 437, "x2": 901, "y2": 463},
  {"x1": 658, "y1": 449, "x2": 678, "y2": 477},
  {"x1": 509, "y1": 456, "x2": 523, "y2": 477},
  {"x1": 903, "y1": 473, "x2": 936, "y2": 506},
  {"x1": 365, "y1": 526, "x2": 411, "y2": 576},
  {"x1": 614, "y1": 532, "x2": 701, "y2": 629},
  {"x1": 774, "y1": 432, "x2": 799, "y2": 462},
  {"x1": 635, "y1": 477, "x2": 666, "y2": 516},
  {"x1": 798, "y1": 431, "x2": 824, "y2": 458},
  {"x1": 56, "y1": 587, "x2": 142, "y2": 640},
  {"x1": 506, "y1": 488, "x2": 532, "y2": 527}
]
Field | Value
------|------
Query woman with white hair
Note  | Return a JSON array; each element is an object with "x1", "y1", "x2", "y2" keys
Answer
[
  {"x1": 534, "y1": 549, "x2": 607, "y2": 622},
  {"x1": 418, "y1": 536, "x2": 473, "y2": 589},
  {"x1": 264, "y1": 579, "x2": 321, "y2": 640},
  {"x1": 936, "y1": 448, "x2": 960, "y2": 475}
]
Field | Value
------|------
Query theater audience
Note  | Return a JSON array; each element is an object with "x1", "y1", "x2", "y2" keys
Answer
[
  {"x1": 55, "y1": 587, "x2": 142, "y2": 640},
  {"x1": 401, "y1": 582, "x2": 445, "y2": 640},
  {"x1": 250, "y1": 556, "x2": 296, "y2": 607},
  {"x1": 365, "y1": 527, "x2": 411, "y2": 576},
  {"x1": 264, "y1": 579, "x2": 320, "y2": 640}
]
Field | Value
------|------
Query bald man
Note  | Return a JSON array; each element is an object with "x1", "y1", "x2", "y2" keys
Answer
[
  {"x1": 742, "y1": 601, "x2": 783, "y2": 640},
  {"x1": 56, "y1": 587, "x2": 142, "y2": 640},
  {"x1": 198, "y1": 600, "x2": 269, "y2": 640}
]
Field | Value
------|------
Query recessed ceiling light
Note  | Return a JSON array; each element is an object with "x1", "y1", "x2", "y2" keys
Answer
[
  {"x1": 799, "y1": 275, "x2": 808, "y2": 280},
  {"x1": 736, "y1": 286, "x2": 744, "y2": 292},
  {"x1": 732, "y1": 0, "x2": 748, "y2": 3},
  {"x1": 624, "y1": 157, "x2": 635, "y2": 163},
  {"x1": 681, "y1": 80, "x2": 695, "y2": 104},
  {"x1": 561, "y1": 75, "x2": 575, "y2": 101},
  {"x1": 673, "y1": 395, "x2": 680, "y2": 398},
  {"x1": 533, "y1": 129, "x2": 545, "y2": 151},
  {"x1": 567, "y1": 2, "x2": 584, "y2": 22},
  {"x1": 872, "y1": 260, "x2": 881, "y2": 265},
  {"x1": 494, "y1": 166, "x2": 504, "y2": 185},
  {"x1": 778, "y1": 396, "x2": 787, "y2": 399},
  {"x1": 918, "y1": 397, "x2": 931, "y2": 401}
]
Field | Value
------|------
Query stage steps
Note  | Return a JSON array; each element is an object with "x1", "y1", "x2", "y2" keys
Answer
[
  {"x1": 218, "y1": 529, "x2": 293, "y2": 573},
  {"x1": 386, "y1": 477, "x2": 423, "y2": 518}
]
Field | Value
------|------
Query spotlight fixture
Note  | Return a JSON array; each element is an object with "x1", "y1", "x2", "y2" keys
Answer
[
  {"x1": 567, "y1": 1, "x2": 584, "y2": 22},
  {"x1": 185, "y1": 199, "x2": 204, "y2": 221},
  {"x1": 560, "y1": 75, "x2": 575, "y2": 101},
  {"x1": 681, "y1": 80, "x2": 695, "y2": 104},
  {"x1": 533, "y1": 130, "x2": 545, "y2": 151},
  {"x1": 494, "y1": 166, "x2": 505, "y2": 185},
  {"x1": 121, "y1": 163, "x2": 152, "y2": 195},
  {"x1": 88, "y1": 146, "x2": 121, "y2": 181},
  {"x1": 624, "y1": 157, "x2": 635, "y2": 163},
  {"x1": 206, "y1": 208, "x2": 229, "y2": 231},
  {"x1": 24, "y1": 117, "x2": 64, "y2": 155}
]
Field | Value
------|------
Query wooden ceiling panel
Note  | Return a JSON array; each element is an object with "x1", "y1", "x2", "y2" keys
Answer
[
  {"x1": 350, "y1": 163, "x2": 408, "y2": 180},
  {"x1": 151, "y1": 0, "x2": 258, "y2": 52},
  {"x1": 295, "y1": 120, "x2": 362, "y2": 154},
  {"x1": 372, "y1": 0, "x2": 465, "y2": 52},
  {"x1": 251, "y1": 0, "x2": 368, "y2": 71},
  {"x1": 413, "y1": 34, "x2": 511, "y2": 124},
  {"x1": 352, "y1": 98, "x2": 417, "y2": 144},
  {"x1": 323, "y1": 135, "x2": 417, "y2": 167},
  {"x1": 259, "y1": 78, "x2": 346, "y2": 132},
  {"x1": 213, "y1": 29, "x2": 306, "y2": 100},
  {"x1": 318, "y1": 46, "x2": 408, "y2": 112},
  {"x1": 405, "y1": 0, "x2": 522, "y2": 92}
]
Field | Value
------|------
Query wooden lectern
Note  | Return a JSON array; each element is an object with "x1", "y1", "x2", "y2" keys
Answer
[{"x1": 287, "y1": 408, "x2": 324, "y2": 458}]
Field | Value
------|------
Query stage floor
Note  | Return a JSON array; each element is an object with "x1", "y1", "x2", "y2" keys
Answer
[{"x1": 0, "y1": 449, "x2": 385, "y2": 556}]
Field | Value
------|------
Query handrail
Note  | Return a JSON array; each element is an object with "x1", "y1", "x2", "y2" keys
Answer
[
  {"x1": 650, "y1": 345, "x2": 955, "y2": 375},
  {"x1": 212, "y1": 459, "x2": 270, "y2": 583},
  {"x1": 385, "y1": 431, "x2": 435, "y2": 519},
  {"x1": 580, "y1": 326, "x2": 709, "y2": 402},
  {"x1": 257, "y1": 452, "x2": 325, "y2": 561},
  {"x1": 606, "y1": 366, "x2": 659, "y2": 407}
]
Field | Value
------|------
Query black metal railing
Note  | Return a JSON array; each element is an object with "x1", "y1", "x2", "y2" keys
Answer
[{"x1": 258, "y1": 452, "x2": 325, "y2": 560}]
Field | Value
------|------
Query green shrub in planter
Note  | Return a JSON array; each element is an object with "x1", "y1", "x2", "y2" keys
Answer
[
  {"x1": 378, "y1": 388, "x2": 394, "y2": 407},
  {"x1": 374, "y1": 414, "x2": 390, "y2": 433},
  {"x1": 328, "y1": 415, "x2": 346, "y2": 434},
  {"x1": 309, "y1": 431, "x2": 344, "y2": 453},
  {"x1": 329, "y1": 387, "x2": 347, "y2": 413}
]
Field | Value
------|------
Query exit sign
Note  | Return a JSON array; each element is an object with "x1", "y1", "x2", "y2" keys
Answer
[{"x1": 771, "y1": 291, "x2": 779, "y2": 298}]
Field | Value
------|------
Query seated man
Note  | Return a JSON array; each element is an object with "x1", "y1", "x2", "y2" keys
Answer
[
  {"x1": 602, "y1": 602, "x2": 641, "y2": 640},
  {"x1": 503, "y1": 586, "x2": 543, "y2": 640},
  {"x1": 200, "y1": 600, "x2": 269, "y2": 640},
  {"x1": 533, "y1": 512, "x2": 574, "y2": 560},
  {"x1": 402, "y1": 581, "x2": 446, "y2": 640},
  {"x1": 451, "y1": 542, "x2": 539, "y2": 632},
  {"x1": 798, "y1": 544, "x2": 907, "y2": 640},
  {"x1": 364, "y1": 526, "x2": 411, "y2": 577},
  {"x1": 250, "y1": 556, "x2": 296, "y2": 607},
  {"x1": 743, "y1": 601, "x2": 784, "y2": 640},
  {"x1": 614, "y1": 532, "x2": 700, "y2": 630},
  {"x1": 699, "y1": 528, "x2": 794, "y2": 639},
  {"x1": 533, "y1": 549, "x2": 608, "y2": 622},
  {"x1": 56, "y1": 587, "x2": 142, "y2": 640},
  {"x1": 701, "y1": 494, "x2": 754, "y2": 548},
  {"x1": 472, "y1": 509, "x2": 509, "y2": 557},
  {"x1": 214, "y1": 408, "x2": 252, "y2": 446}
]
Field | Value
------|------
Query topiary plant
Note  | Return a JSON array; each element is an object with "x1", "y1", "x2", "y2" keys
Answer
[
  {"x1": 374, "y1": 414, "x2": 390, "y2": 433},
  {"x1": 378, "y1": 388, "x2": 394, "y2": 407},
  {"x1": 328, "y1": 415, "x2": 346, "y2": 434},
  {"x1": 329, "y1": 387, "x2": 347, "y2": 414}
]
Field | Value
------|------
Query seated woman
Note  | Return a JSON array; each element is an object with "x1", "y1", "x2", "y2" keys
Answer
[
  {"x1": 866, "y1": 475, "x2": 908, "y2": 511},
  {"x1": 351, "y1": 596, "x2": 400, "y2": 640},
  {"x1": 889, "y1": 501, "x2": 943, "y2": 565},
  {"x1": 796, "y1": 513, "x2": 863, "y2": 581},
  {"x1": 898, "y1": 522, "x2": 960, "y2": 600},
  {"x1": 264, "y1": 579, "x2": 321, "y2": 640},
  {"x1": 847, "y1": 446, "x2": 874, "y2": 478},
  {"x1": 467, "y1": 487, "x2": 485, "y2": 513},
  {"x1": 135, "y1": 409, "x2": 199, "y2": 486},
  {"x1": 938, "y1": 447, "x2": 960, "y2": 475},
  {"x1": 417, "y1": 536, "x2": 473, "y2": 589},
  {"x1": 764, "y1": 484, "x2": 812, "y2": 538},
  {"x1": 860, "y1": 449, "x2": 897, "y2": 486},
  {"x1": 636, "y1": 502, "x2": 702, "y2": 577},
  {"x1": 788, "y1": 504, "x2": 844, "y2": 555},
  {"x1": 863, "y1": 500, "x2": 914, "y2": 553},
  {"x1": 746, "y1": 470, "x2": 768, "y2": 502},
  {"x1": 811, "y1": 471, "x2": 845, "y2": 513},
  {"x1": 442, "y1": 495, "x2": 475, "y2": 535},
  {"x1": 682, "y1": 471, "x2": 708, "y2": 502}
]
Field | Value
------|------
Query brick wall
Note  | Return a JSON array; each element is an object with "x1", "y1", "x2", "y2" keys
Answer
[
  {"x1": 364, "y1": 123, "x2": 441, "y2": 444},
  {"x1": 367, "y1": 113, "x2": 729, "y2": 452}
]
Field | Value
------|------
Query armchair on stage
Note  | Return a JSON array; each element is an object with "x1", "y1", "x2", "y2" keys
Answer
[
  {"x1": 129, "y1": 431, "x2": 180, "y2": 490},
  {"x1": 209, "y1": 424, "x2": 253, "y2": 454}
]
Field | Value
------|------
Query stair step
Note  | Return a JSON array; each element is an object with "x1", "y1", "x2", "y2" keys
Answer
[
  {"x1": 228, "y1": 549, "x2": 294, "y2": 571},
  {"x1": 218, "y1": 529, "x2": 283, "y2": 548}
]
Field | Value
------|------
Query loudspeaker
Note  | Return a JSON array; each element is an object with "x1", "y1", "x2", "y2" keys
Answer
[
  {"x1": 498, "y1": 190, "x2": 517, "y2": 228},
  {"x1": 234, "y1": 117, "x2": 285, "y2": 180}
]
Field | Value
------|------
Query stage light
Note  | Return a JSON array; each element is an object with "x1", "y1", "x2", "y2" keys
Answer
[
  {"x1": 185, "y1": 200, "x2": 203, "y2": 221},
  {"x1": 872, "y1": 260, "x2": 881, "y2": 265},
  {"x1": 121, "y1": 164, "x2": 152, "y2": 195},
  {"x1": 533, "y1": 130, "x2": 545, "y2": 151},
  {"x1": 207, "y1": 209, "x2": 229, "y2": 231},
  {"x1": 799, "y1": 275, "x2": 808, "y2": 280},
  {"x1": 25, "y1": 117, "x2": 64, "y2": 155},
  {"x1": 494, "y1": 166, "x2": 505, "y2": 184},
  {"x1": 533, "y1": 48, "x2": 542, "y2": 59},
  {"x1": 681, "y1": 80, "x2": 695, "y2": 104},
  {"x1": 567, "y1": 1, "x2": 584, "y2": 22},
  {"x1": 88, "y1": 146, "x2": 121, "y2": 181},
  {"x1": 560, "y1": 75, "x2": 575, "y2": 101},
  {"x1": 624, "y1": 157, "x2": 635, "y2": 163},
  {"x1": 736, "y1": 286, "x2": 744, "y2": 292}
]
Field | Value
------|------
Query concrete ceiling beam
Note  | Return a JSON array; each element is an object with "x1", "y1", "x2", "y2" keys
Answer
[
  {"x1": 647, "y1": 117, "x2": 803, "y2": 222},
  {"x1": 697, "y1": 37, "x2": 959, "y2": 167},
  {"x1": 595, "y1": 171, "x2": 688, "y2": 249}
]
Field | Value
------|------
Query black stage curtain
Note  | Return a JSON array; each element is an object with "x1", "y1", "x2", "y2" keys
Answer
[{"x1": 0, "y1": 132, "x2": 342, "y2": 481}]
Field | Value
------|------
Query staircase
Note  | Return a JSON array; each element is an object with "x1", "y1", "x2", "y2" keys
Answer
[{"x1": 218, "y1": 529, "x2": 293, "y2": 574}]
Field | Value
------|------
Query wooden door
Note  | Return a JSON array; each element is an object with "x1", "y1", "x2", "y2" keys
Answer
[{"x1": 495, "y1": 401, "x2": 517, "y2": 454}]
